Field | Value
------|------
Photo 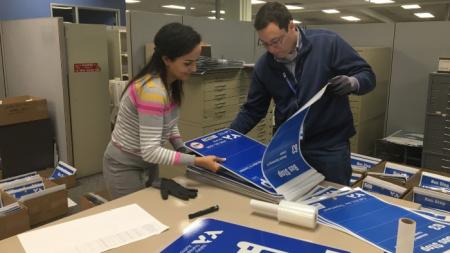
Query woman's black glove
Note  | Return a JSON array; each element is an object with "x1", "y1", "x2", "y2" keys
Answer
[{"x1": 148, "y1": 177, "x2": 198, "y2": 200}]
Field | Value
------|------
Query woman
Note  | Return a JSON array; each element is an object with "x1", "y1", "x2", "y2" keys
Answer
[{"x1": 103, "y1": 23, "x2": 224, "y2": 199}]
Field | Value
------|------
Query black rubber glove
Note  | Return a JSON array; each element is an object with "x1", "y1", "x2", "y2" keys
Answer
[
  {"x1": 158, "y1": 178, "x2": 198, "y2": 201},
  {"x1": 328, "y1": 75, "x2": 358, "y2": 96}
]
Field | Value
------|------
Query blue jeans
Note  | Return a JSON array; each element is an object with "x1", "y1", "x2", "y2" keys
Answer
[{"x1": 302, "y1": 141, "x2": 352, "y2": 186}]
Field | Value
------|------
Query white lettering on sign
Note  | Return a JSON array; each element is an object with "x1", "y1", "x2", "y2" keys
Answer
[
  {"x1": 236, "y1": 241, "x2": 287, "y2": 253},
  {"x1": 346, "y1": 192, "x2": 365, "y2": 199},
  {"x1": 277, "y1": 164, "x2": 299, "y2": 178},
  {"x1": 222, "y1": 134, "x2": 241, "y2": 140},
  {"x1": 201, "y1": 135, "x2": 217, "y2": 142},
  {"x1": 191, "y1": 230, "x2": 223, "y2": 244}
]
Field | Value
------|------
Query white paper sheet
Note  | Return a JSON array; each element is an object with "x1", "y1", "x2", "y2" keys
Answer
[{"x1": 19, "y1": 204, "x2": 168, "y2": 253}]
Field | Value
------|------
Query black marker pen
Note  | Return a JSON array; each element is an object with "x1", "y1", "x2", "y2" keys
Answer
[{"x1": 188, "y1": 205, "x2": 219, "y2": 219}]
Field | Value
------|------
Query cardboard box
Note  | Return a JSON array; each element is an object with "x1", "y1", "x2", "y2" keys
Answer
[
  {"x1": 0, "y1": 118, "x2": 54, "y2": 178},
  {"x1": 0, "y1": 191, "x2": 30, "y2": 240},
  {"x1": 79, "y1": 190, "x2": 111, "y2": 211},
  {"x1": 0, "y1": 96, "x2": 48, "y2": 126},
  {"x1": 367, "y1": 161, "x2": 421, "y2": 189},
  {"x1": 403, "y1": 169, "x2": 450, "y2": 202},
  {"x1": 38, "y1": 168, "x2": 77, "y2": 189},
  {"x1": 20, "y1": 179, "x2": 68, "y2": 226},
  {"x1": 353, "y1": 161, "x2": 421, "y2": 198}
]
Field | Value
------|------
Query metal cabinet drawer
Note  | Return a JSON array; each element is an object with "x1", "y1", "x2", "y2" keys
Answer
[{"x1": 422, "y1": 152, "x2": 450, "y2": 173}]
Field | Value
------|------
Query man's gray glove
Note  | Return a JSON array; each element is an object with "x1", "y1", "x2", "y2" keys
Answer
[
  {"x1": 328, "y1": 75, "x2": 358, "y2": 96},
  {"x1": 147, "y1": 178, "x2": 198, "y2": 200}
]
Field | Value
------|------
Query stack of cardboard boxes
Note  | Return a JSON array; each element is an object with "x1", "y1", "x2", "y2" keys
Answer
[
  {"x1": 0, "y1": 96, "x2": 73, "y2": 240},
  {"x1": 351, "y1": 152, "x2": 449, "y2": 213}
]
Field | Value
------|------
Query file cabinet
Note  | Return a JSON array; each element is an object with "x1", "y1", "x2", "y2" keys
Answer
[
  {"x1": 422, "y1": 72, "x2": 450, "y2": 172},
  {"x1": 179, "y1": 67, "x2": 273, "y2": 144}
]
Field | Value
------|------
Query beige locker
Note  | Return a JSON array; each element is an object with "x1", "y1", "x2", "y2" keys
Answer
[{"x1": 350, "y1": 47, "x2": 392, "y2": 155}]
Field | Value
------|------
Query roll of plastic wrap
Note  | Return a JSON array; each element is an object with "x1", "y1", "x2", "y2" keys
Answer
[
  {"x1": 395, "y1": 218, "x2": 416, "y2": 253},
  {"x1": 250, "y1": 199, "x2": 317, "y2": 229}
]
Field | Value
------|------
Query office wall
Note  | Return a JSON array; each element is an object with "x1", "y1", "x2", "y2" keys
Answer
[
  {"x1": 309, "y1": 23, "x2": 395, "y2": 48},
  {"x1": 183, "y1": 16, "x2": 255, "y2": 63},
  {"x1": 1, "y1": 18, "x2": 73, "y2": 164},
  {"x1": 126, "y1": 11, "x2": 182, "y2": 77},
  {"x1": 254, "y1": 23, "x2": 395, "y2": 64},
  {"x1": 388, "y1": 21, "x2": 450, "y2": 135},
  {"x1": 0, "y1": 0, "x2": 125, "y2": 25}
]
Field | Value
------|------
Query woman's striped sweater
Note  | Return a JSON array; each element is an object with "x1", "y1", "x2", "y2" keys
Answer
[{"x1": 111, "y1": 74, "x2": 195, "y2": 166}]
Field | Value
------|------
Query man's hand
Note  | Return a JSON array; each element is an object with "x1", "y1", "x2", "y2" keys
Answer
[{"x1": 328, "y1": 75, "x2": 358, "y2": 96}]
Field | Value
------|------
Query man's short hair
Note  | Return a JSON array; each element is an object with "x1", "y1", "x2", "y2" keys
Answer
[{"x1": 254, "y1": 2, "x2": 293, "y2": 31}]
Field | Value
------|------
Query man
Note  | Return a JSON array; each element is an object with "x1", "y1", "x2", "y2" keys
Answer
[{"x1": 230, "y1": 2, "x2": 375, "y2": 185}]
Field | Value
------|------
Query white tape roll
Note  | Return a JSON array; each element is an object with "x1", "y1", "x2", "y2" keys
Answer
[
  {"x1": 278, "y1": 200, "x2": 317, "y2": 229},
  {"x1": 395, "y1": 218, "x2": 416, "y2": 253},
  {"x1": 250, "y1": 199, "x2": 278, "y2": 217},
  {"x1": 250, "y1": 199, "x2": 317, "y2": 229}
]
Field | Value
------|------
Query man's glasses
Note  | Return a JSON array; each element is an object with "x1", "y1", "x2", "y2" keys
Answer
[{"x1": 257, "y1": 33, "x2": 286, "y2": 48}]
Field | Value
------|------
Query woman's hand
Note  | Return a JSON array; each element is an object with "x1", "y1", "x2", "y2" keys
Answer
[{"x1": 194, "y1": 155, "x2": 226, "y2": 172}]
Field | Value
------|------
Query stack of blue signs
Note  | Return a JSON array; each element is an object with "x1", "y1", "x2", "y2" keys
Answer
[
  {"x1": 350, "y1": 153, "x2": 382, "y2": 185},
  {"x1": 49, "y1": 161, "x2": 77, "y2": 180},
  {"x1": 350, "y1": 153, "x2": 381, "y2": 172},
  {"x1": 413, "y1": 172, "x2": 450, "y2": 212},
  {"x1": 185, "y1": 86, "x2": 329, "y2": 202},
  {"x1": 0, "y1": 170, "x2": 66, "y2": 201},
  {"x1": 362, "y1": 162, "x2": 420, "y2": 198},
  {"x1": 0, "y1": 173, "x2": 44, "y2": 200},
  {"x1": 304, "y1": 188, "x2": 450, "y2": 253},
  {"x1": 161, "y1": 218, "x2": 349, "y2": 253}
]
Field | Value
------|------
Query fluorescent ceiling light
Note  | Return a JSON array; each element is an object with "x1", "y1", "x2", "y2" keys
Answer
[
  {"x1": 162, "y1": 5, "x2": 195, "y2": 10},
  {"x1": 207, "y1": 16, "x2": 224, "y2": 20},
  {"x1": 414, "y1": 12, "x2": 434, "y2": 18},
  {"x1": 401, "y1": 4, "x2": 421, "y2": 9},
  {"x1": 251, "y1": 0, "x2": 266, "y2": 4},
  {"x1": 293, "y1": 19, "x2": 302, "y2": 24},
  {"x1": 210, "y1": 10, "x2": 226, "y2": 14},
  {"x1": 286, "y1": 5, "x2": 304, "y2": 10},
  {"x1": 52, "y1": 6, "x2": 73, "y2": 9},
  {"x1": 366, "y1": 0, "x2": 395, "y2": 4},
  {"x1": 322, "y1": 9, "x2": 340, "y2": 14},
  {"x1": 126, "y1": 0, "x2": 140, "y2": 3},
  {"x1": 341, "y1": 16, "x2": 361, "y2": 22}
]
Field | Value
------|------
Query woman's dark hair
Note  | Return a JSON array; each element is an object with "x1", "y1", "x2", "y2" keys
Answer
[
  {"x1": 123, "y1": 22, "x2": 201, "y2": 105},
  {"x1": 254, "y1": 2, "x2": 292, "y2": 31}
]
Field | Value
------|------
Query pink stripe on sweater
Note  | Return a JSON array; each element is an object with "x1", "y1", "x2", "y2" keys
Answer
[
  {"x1": 174, "y1": 152, "x2": 181, "y2": 164},
  {"x1": 137, "y1": 107, "x2": 165, "y2": 116},
  {"x1": 128, "y1": 84, "x2": 138, "y2": 105}
]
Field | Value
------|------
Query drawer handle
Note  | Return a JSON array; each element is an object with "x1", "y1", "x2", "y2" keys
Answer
[
  {"x1": 441, "y1": 165, "x2": 450, "y2": 169},
  {"x1": 214, "y1": 84, "x2": 227, "y2": 90},
  {"x1": 441, "y1": 158, "x2": 450, "y2": 162},
  {"x1": 215, "y1": 102, "x2": 226, "y2": 108},
  {"x1": 215, "y1": 111, "x2": 226, "y2": 116},
  {"x1": 443, "y1": 148, "x2": 450, "y2": 151},
  {"x1": 215, "y1": 94, "x2": 226, "y2": 99}
]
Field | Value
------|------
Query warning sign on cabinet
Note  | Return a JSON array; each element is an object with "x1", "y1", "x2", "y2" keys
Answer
[{"x1": 74, "y1": 63, "x2": 101, "y2": 73}]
